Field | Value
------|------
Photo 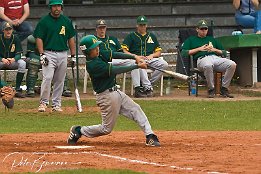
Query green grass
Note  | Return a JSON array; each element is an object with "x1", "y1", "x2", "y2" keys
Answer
[{"x1": 0, "y1": 99, "x2": 260, "y2": 133}]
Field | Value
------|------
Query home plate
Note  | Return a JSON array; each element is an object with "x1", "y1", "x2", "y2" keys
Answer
[{"x1": 55, "y1": 145, "x2": 93, "y2": 149}]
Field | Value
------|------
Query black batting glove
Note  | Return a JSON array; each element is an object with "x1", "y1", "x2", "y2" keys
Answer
[{"x1": 68, "y1": 55, "x2": 76, "y2": 68}]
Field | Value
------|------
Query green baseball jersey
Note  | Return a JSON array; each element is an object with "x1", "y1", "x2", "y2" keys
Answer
[
  {"x1": 0, "y1": 34, "x2": 22, "y2": 61},
  {"x1": 86, "y1": 50, "x2": 137, "y2": 93},
  {"x1": 181, "y1": 36, "x2": 227, "y2": 59},
  {"x1": 86, "y1": 51, "x2": 116, "y2": 93},
  {"x1": 96, "y1": 35, "x2": 122, "y2": 52},
  {"x1": 33, "y1": 13, "x2": 75, "y2": 51},
  {"x1": 122, "y1": 32, "x2": 162, "y2": 56}
]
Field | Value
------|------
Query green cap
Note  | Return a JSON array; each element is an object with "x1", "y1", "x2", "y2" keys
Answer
[
  {"x1": 137, "y1": 15, "x2": 148, "y2": 25},
  {"x1": 197, "y1": 20, "x2": 208, "y2": 29},
  {"x1": 49, "y1": 0, "x2": 63, "y2": 7}
]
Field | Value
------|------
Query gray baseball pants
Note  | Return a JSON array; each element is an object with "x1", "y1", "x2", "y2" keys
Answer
[
  {"x1": 81, "y1": 89, "x2": 154, "y2": 137},
  {"x1": 197, "y1": 55, "x2": 237, "y2": 89},
  {"x1": 112, "y1": 59, "x2": 141, "y2": 88},
  {"x1": 0, "y1": 59, "x2": 26, "y2": 73},
  {"x1": 40, "y1": 50, "x2": 67, "y2": 107},
  {"x1": 142, "y1": 57, "x2": 168, "y2": 89}
]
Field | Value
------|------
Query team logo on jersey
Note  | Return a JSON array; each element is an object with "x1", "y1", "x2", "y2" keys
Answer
[
  {"x1": 59, "y1": 26, "x2": 66, "y2": 35},
  {"x1": 147, "y1": 37, "x2": 154, "y2": 44},
  {"x1": 109, "y1": 40, "x2": 116, "y2": 45},
  {"x1": 11, "y1": 44, "x2": 15, "y2": 52}
]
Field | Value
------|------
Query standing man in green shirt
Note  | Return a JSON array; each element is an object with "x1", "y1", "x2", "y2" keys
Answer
[
  {"x1": 34, "y1": 0, "x2": 76, "y2": 112},
  {"x1": 25, "y1": 35, "x2": 73, "y2": 98},
  {"x1": 122, "y1": 15, "x2": 168, "y2": 97},
  {"x1": 181, "y1": 20, "x2": 236, "y2": 98},
  {"x1": 0, "y1": 21, "x2": 26, "y2": 98},
  {"x1": 95, "y1": 19, "x2": 146, "y2": 97}
]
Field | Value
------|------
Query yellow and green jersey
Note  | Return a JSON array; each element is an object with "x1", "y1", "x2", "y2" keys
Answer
[
  {"x1": 0, "y1": 34, "x2": 22, "y2": 61},
  {"x1": 122, "y1": 31, "x2": 162, "y2": 56},
  {"x1": 96, "y1": 35, "x2": 122, "y2": 52}
]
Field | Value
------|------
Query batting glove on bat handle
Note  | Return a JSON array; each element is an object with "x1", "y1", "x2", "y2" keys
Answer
[
  {"x1": 40, "y1": 53, "x2": 49, "y2": 66},
  {"x1": 70, "y1": 55, "x2": 76, "y2": 68}
]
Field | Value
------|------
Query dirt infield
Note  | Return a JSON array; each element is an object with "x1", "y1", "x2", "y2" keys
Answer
[
  {"x1": 1, "y1": 88, "x2": 260, "y2": 173},
  {"x1": 0, "y1": 131, "x2": 260, "y2": 174}
]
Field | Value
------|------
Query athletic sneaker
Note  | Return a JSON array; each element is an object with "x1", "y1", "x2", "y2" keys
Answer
[
  {"x1": 208, "y1": 88, "x2": 215, "y2": 98},
  {"x1": 220, "y1": 87, "x2": 234, "y2": 98},
  {"x1": 146, "y1": 88, "x2": 153, "y2": 97},
  {"x1": 26, "y1": 91, "x2": 35, "y2": 98},
  {"x1": 134, "y1": 86, "x2": 147, "y2": 98},
  {"x1": 15, "y1": 90, "x2": 25, "y2": 98},
  {"x1": 62, "y1": 89, "x2": 72, "y2": 97},
  {"x1": 38, "y1": 102, "x2": 47, "y2": 112},
  {"x1": 146, "y1": 134, "x2": 160, "y2": 147},
  {"x1": 67, "y1": 125, "x2": 82, "y2": 145},
  {"x1": 52, "y1": 106, "x2": 63, "y2": 112}
]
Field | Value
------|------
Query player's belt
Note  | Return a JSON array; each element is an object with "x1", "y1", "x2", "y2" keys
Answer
[
  {"x1": 108, "y1": 86, "x2": 118, "y2": 92},
  {"x1": 197, "y1": 55, "x2": 210, "y2": 60},
  {"x1": 97, "y1": 86, "x2": 118, "y2": 94},
  {"x1": 46, "y1": 49, "x2": 66, "y2": 52}
]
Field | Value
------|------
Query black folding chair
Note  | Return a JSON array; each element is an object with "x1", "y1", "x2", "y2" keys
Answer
[{"x1": 176, "y1": 27, "x2": 216, "y2": 96}]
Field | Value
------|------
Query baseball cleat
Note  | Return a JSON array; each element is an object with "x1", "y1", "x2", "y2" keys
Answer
[
  {"x1": 52, "y1": 106, "x2": 63, "y2": 112},
  {"x1": 146, "y1": 134, "x2": 160, "y2": 147},
  {"x1": 145, "y1": 88, "x2": 153, "y2": 97},
  {"x1": 38, "y1": 102, "x2": 47, "y2": 112},
  {"x1": 67, "y1": 125, "x2": 82, "y2": 145},
  {"x1": 62, "y1": 89, "x2": 72, "y2": 97}
]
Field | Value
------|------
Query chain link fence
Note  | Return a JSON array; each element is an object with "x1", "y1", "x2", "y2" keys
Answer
[{"x1": 1, "y1": 27, "x2": 179, "y2": 94}]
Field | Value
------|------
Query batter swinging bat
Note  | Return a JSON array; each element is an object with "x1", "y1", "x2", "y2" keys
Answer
[
  {"x1": 148, "y1": 64, "x2": 190, "y2": 81},
  {"x1": 71, "y1": 61, "x2": 83, "y2": 113}
]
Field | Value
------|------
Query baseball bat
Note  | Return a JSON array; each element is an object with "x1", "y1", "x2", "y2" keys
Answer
[
  {"x1": 148, "y1": 65, "x2": 190, "y2": 81},
  {"x1": 71, "y1": 62, "x2": 83, "y2": 112}
]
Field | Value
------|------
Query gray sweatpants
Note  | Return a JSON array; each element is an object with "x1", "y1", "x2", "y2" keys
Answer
[
  {"x1": 112, "y1": 59, "x2": 153, "y2": 88},
  {"x1": 112, "y1": 59, "x2": 140, "y2": 88},
  {"x1": 141, "y1": 58, "x2": 168, "y2": 89},
  {"x1": 81, "y1": 89, "x2": 154, "y2": 138},
  {"x1": 197, "y1": 55, "x2": 237, "y2": 89},
  {"x1": 0, "y1": 59, "x2": 26, "y2": 73},
  {"x1": 40, "y1": 50, "x2": 67, "y2": 107}
]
